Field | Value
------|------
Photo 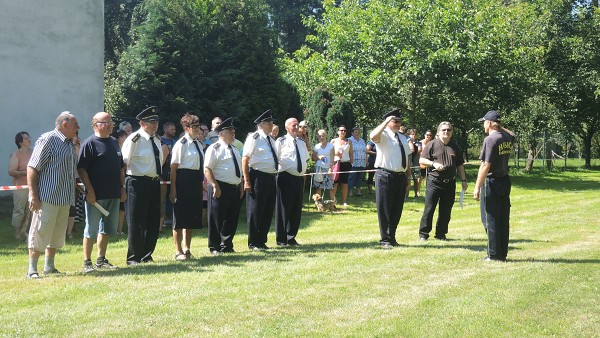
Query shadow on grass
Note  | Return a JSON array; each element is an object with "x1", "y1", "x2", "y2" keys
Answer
[{"x1": 508, "y1": 258, "x2": 600, "y2": 264}]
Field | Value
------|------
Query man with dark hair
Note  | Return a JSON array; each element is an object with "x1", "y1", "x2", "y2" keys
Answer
[
  {"x1": 78, "y1": 112, "x2": 126, "y2": 273},
  {"x1": 26, "y1": 112, "x2": 80, "y2": 279},
  {"x1": 474, "y1": 110, "x2": 516, "y2": 262},
  {"x1": 122, "y1": 106, "x2": 163, "y2": 265},
  {"x1": 418, "y1": 121, "x2": 468, "y2": 241},
  {"x1": 369, "y1": 109, "x2": 411, "y2": 248}
]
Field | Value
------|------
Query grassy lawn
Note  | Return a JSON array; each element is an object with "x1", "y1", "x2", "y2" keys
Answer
[{"x1": 0, "y1": 166, "x2": 598, "y2": 337}]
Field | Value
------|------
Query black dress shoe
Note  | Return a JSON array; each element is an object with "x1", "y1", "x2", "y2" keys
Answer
[
  {"x1": 482, "y1": 256, "x2": 506, "y2": 262},
  {"x1": 277, "y1": 242, "x2": 289, "y2": 247},
  {"x1": 210, "y1": 250, "x2": 222, "y2": 256},
  {"x1": 126, "y1": 260, "x2": 140, "y2": 266},
  {"x1": 249, "y1": 245, "x2": 265, "y2": 251},
  {"x1": 222, "y1": 248, "x2": 236, "y2": 253},
  {"x1": 434, "y1": 236, "x2": 447, "y2": 241},
  {"x1": 419, "y1": 236, "x2": 428, "y2": 241},
  {"x1": 288, "y1": 239, "x2": 301, "y2": 246},
  {"x1": 259, "y1": 244, "x2": 270, "y2": 250}
]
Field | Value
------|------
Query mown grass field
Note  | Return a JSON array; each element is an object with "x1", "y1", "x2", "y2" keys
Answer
[{"x1": 0, "y1": 166, "x2": 598, "y2": 337}]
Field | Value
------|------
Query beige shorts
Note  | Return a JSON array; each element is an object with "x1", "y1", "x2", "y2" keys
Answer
[{"x1": 28, "y1": 202, "x2": 70, "y2": 252}]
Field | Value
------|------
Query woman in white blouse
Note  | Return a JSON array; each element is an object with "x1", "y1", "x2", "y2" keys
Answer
[{"x1": 169, "y1": 113, "x2": 205, "y2": 261}]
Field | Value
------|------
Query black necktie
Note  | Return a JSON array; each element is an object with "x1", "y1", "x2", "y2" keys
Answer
[
  {"x1": 150, "y1": 136, "x2": 161, "y2": 176},
  {"x1": 228, "y1": 144, "x2": 241, "y2": 178},
  {"x1": 396, "y1": 133, "x2": 407, "y2": 170},
  {"x1": 266, "y1": 136, "x2": 279, "y2": 170},
  {"x1": 294, "y1": 138, "x2": 302, "y2": 173},
  {"x1": 192, "y1": 140, "x2": 204, "y2": 170}
]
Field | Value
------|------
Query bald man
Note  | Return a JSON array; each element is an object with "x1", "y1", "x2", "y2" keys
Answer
[{"x1": 77, "y1": 112, "x2": 126, "y2": 273}]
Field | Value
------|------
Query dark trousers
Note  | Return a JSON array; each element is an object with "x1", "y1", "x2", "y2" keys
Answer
[
  {"x1": 125, "y1": 176, "x2": 161, "y2": 263},
  {"x1": 481, "y1": 176, "x2": 511, "y2": 260},
  {"x1": 275, "y1": 171, "x2": 304, "y2": 244},
  {"x1": 247, "y1": 169, "x2": 276, "y2": 247},
  {"x1": 375, "y1": 169, "x2": 407, "y2": 244},
  {"x1": 419, "y1": 177, "x2": 456, "y2": 238},
  {"x1": 208, "y1": 181, "x2": 241, "y2": 252}
]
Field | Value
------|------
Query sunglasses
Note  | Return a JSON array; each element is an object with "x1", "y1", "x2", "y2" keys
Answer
[
  {"x1": 338, "y1": 130, "x2": 346, "y2": 132},
  {"x1": 441, "y1": 129, "x2": 453, "y2": 132}
]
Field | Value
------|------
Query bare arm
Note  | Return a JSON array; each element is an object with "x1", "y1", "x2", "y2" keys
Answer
[
  {"x1": 369, "y1": 116, "x2": 394, "y2": 143},
  {"x1": 169, "y1": 163, "x2": 179, "y2": 202},
  {"x1": 77, "y1": 168, "x2": 96, "y2": 204},
  {"x1": 348, "y1": 141, "x2": 354, "y2": 166},
  {"x1": 242, "y1": 155, "x2": 251, "y2": 192},
  {"x1": 8, "y1": 152, "x2": 26, "y2": 179},
  {"x1": 473, "y1": 162, "x2": 491, "y2": 201},
  {"x1": 457, "y1": 164, "x2": 468, "y2": 191},
  {"x1": 27, "y1": 167, "x2": 41, "y2": 211},
  {"x1": 204, "y1": 167, "x2": 221, "y2": 198},
  {"x1": 161, "y1": 144, "x2": 170, "y2": 166}
]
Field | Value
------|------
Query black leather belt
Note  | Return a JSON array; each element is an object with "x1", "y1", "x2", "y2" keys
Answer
[
  {"x1": 129, "y1": 175, "x2": 160, "y2": 181},
  {"x1": 376, "y1": 168, "x2": 405, "y2": 175},
  {"x1": 429, "y1": 176, "x2": 454, "y2": 184},
  {"x1": 250, "y1": 168, "x2": 276, "y2": 176}
]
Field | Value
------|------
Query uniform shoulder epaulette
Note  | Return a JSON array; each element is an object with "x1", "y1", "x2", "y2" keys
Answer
[
  {"x1": 181, "y1": 138, "x2": 187, "y2": 144},
  {"x1": 212, "y1": 142, "x2": 221, "y2": 149},
  {"x1": 131, "y1": 133, "x2": 141, "y2": 142},
  {"x1": 252, "y1": 132, "x2": 260, "y2": 140},
  {"x1": 277, "y1": 136, "x2": 285, "y2": 143}
]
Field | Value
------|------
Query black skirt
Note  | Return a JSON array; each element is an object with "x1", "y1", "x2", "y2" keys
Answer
[{"x1": 173, "y1": 169, "x2": 203, "y2": 229}]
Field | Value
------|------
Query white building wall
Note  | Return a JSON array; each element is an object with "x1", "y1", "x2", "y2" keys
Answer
[{"x1": 0, "y1": 0, "x2": 104, "y2": 191}]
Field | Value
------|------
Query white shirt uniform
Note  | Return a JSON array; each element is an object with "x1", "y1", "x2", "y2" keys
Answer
[
  {"x1": 275, "y1": 134, "x2": 309, "y2": 176},
  {"x1": 374, "y1": 128, "x2": 411, "y2": 173},
  {"x1": 170, "y1": 133, "x2": 204, "y2": 170},
  {"x1": 122, "y1": 129, "x2": 164, "y2": 177},
  {"x1": 204, "y1": 139, "x2": 242, "y2": 185},
  {"x1": 242, "y1": 130, "x2": 278, "y2": 174}
]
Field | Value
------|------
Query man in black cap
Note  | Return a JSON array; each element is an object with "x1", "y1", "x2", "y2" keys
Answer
[
  {"x1": 122, "y1": 106, "x2": 163, "y2": 265},
  {"x1": 369, "y1": 109, "x2": 412, "y2": 248},
  {"x1": 473, "y1": 110, "x2": 515, "y2": 262},
  {"x1": 275, "y1": 117, "x2": 309, "y2": 246},
  {"x1": 242, "y1": 110, "x2": 278, "y2": 251},
  {"x1": 204, "y1": 117, "x2": 244, "y2": 254}
]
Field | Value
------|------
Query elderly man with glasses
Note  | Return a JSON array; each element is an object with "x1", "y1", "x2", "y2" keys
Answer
[{"x1": 418, "y1": 122, "x2": 468, "y2": 241}]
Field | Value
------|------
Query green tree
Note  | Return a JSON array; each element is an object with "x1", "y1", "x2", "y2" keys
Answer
[
  {"x1": 105, "y1": 0, "x2": 296, "y2": 136},
  {"x1": 546, "y1": 2, "x2": 600, "y2": 168}
]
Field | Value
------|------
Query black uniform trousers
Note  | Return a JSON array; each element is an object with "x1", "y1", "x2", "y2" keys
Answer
[
  {"x1": 419, "y1": 176, "x2": 456, "y2": 239},
  {"x1": 275, "y1": 171, "x2": 304, "y2": 244},
  {"x1": 247, "y1": 169, "x2": 276, "y2": 247},
  {"x1": 481, "y1": 175, "x2": 511, "y2": 260},
  {"x1": 375, "y1": 169, "x2": 407, "y2": 245},
  {"x1": 125, "y1": 176, "x2": 161, "y2": 264},
  {"x1": 208, "y1": 181, "x2": 241, "y2": 252}
]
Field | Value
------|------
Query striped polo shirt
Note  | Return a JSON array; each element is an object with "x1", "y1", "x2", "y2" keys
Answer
[{"x1": 28, "y1": 129, "x2": 77, "y2": 206}]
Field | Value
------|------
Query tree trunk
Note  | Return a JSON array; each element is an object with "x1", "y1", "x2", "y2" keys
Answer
[
  {"x1": 545, "y1": 140, "x2": 553, "y2": 171},
  {"x1": 583, "y1": 133, "x2": 592, "y2": 168},
  {"x1": 524, "y1": 140, "x2": 537, "y2": 172}
]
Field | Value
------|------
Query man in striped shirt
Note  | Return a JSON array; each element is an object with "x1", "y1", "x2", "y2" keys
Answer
[{"x1": 26, "y1": 112, "x2": 80, "y2": 279}]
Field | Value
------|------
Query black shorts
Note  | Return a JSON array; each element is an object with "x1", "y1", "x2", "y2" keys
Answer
[{"x1": 334, "y1": 161, "x2": 352, "y2": 184}]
